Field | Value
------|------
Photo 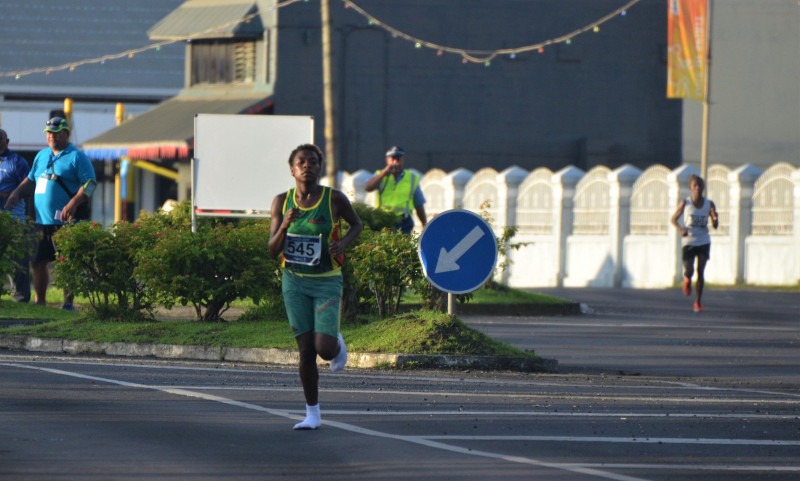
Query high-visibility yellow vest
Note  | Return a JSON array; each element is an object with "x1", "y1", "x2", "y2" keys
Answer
[{"x1": 376, "y1": 170, "x2": 419, "y2": 217}]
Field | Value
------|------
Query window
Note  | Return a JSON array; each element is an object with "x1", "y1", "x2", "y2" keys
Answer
[{"x1": 191, "y1": 39, "x2": 256, "y2": 85}]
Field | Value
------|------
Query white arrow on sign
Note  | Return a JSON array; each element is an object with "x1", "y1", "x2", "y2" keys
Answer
[{"x1": 434, "y1": 225, "x2": 485, "y2": 274}]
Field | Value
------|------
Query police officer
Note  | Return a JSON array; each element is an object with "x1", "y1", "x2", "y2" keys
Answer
[{"x1": 364, "y1": 146, "x2": 427, "y2": 234}]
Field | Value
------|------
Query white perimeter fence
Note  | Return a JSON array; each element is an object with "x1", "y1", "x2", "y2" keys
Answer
[{"x1": 337, "y1": 162, "x2": 800, "y2": 288}]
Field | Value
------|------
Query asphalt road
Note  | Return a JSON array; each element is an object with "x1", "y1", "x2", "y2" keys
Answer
[
  {"x1": 465, "y1": 287, "x2": 800, "y2": 380},
  {"x1": 1, "y1": 287, "x2": 798, "y2": 481}
]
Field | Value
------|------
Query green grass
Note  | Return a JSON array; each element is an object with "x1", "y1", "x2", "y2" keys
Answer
[
  {"x1": 345, "y1": 310, "x2": 526, "y2": 356},
  {"x1": 0, "y1": 287, "x2": 556, "y2": 358},
  {"x1": 1, "y1": 286, "x2": 570, "y2": 320},
  {"x1": 401, "y1": 286, "x2": 569, "y2": 305},
  {"x1": 0, "y1": 299, "x2": 81, "y2": 322},
  {"x1": 3, "y1": 316, "x2": 298, "y2": 349},
  {"x1": 1, "y1": 311, "x2": 532, "y2": 357}
]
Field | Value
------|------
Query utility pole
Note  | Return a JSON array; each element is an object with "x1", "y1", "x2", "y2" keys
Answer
[
  {"x1": 699, "y1": 0, "x2": 713, "y2": 179},
  {"x1": 321, "y1": 0, "x2": 338, "y2": 188}
]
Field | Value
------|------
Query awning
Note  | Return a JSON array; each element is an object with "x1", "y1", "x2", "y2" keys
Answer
[
  {"x1": 83, "y1": 94, "x2": 273, "y2": 161},
  {"x1": 148, "y1": 1, "x2": 262, "y2": 40}
]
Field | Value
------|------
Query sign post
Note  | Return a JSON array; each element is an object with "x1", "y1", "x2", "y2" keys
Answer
[{"x1": 417, "y1": 209, "x2": 498, "y2": 315}]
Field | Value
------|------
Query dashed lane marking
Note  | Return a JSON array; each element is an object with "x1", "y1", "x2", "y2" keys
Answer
[
  {"x1": 5, "y1": 362, "x2": 800, "y2": 478},
  {"x1": 2, "y1": 361, "x2": 654, "y2": 481}
]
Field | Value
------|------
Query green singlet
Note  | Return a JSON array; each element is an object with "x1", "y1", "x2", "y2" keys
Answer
[{"x1": 281, "y1": 186, "x2": 341, "y2": 276}]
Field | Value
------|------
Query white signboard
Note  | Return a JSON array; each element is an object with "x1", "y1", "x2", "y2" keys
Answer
[{"x1": 193, "y1": 114, "x2": 314, "y2": 216}]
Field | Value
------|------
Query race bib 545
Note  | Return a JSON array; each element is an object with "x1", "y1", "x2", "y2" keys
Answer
[{"x1": 284, "y1": 233, "x2": 323, "y2": 266}]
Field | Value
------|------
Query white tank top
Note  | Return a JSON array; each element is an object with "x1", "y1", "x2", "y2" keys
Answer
[{"x1": 682, "y1": 197, "x2": 711, "y2": 247}]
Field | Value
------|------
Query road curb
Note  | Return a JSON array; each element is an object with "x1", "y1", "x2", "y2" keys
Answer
[
  {"x1": 0, "y1": 334, "x2": 558, "y2": 372},
  {"x1": 401, "y1": 302, "x2": 582, "y2": 317}
]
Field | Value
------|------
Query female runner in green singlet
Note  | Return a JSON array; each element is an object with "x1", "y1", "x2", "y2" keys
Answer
[{"x1": 268, "y1": 144, "x2": 363, "y2": 430}]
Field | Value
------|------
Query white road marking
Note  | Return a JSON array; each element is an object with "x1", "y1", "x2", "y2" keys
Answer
[
  {"x1": 466, "y1": 318, "x2": 800, "y2": 333},
  {"x1": 424, "y1": 435, "x2": 800, "y2": 446},
  {"x1": 295, "y1": 409, "x2": 800, "y2": 421},
  {"x1": 0, "y1": 362, "x2": 647, "y2": 481},
  {"x1": 579, "y1": 464, "x2": 800, "y2": 473},
  {"x1": 5, "y1": 361, "x2": 800, "y2": 480},
  {"x1": 147, "y1": 384, "x2": 800, "y2": 405},
  {"x1": 4, "y1": 355, "x2": 798, "y2": 399}
]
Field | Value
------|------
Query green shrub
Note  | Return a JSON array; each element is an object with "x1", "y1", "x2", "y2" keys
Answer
[
  {"x1": 140, "y1": 199, "x2": 193, "y2": 231},
  {"x1": 51, "y1": 200, "x2": 282, "y2": 322},
  {"x1": 52, "y1": 220, "x2": 156, "y2": 320},
  {"x1": 134, "y1": 219, "x2": 280, "y2": 321},
  {"x1": 353, "y1": 202, "x2": 400, "y2": 231},
  {"x1": 349, "y1": 228, "x2": 422, "y2": 318},
  {"x1": 334, "y1": 203, "x2": 394, "y2": 321},
  {"x1": 51, "y1": 203, "x2": 199, "y2": 320},
  {"x1": 0, "y1": 212, "x2": 31, "y2": 298},
  {"x1": 239, "y1": 295, "x2": 287, "y2": 321},
  {"x1": 43, "y1": 197, "x2": 523, "y2": 324}
]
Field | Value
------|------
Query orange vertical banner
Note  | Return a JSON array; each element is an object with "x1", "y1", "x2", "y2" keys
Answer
[{"x1": 667, "y1": 0, "x2": 709, "y2": 101}]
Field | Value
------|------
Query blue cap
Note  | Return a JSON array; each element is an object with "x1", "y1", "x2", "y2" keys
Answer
[
  {"x1": 385, "y1": 146, "x2": 405, "y2": 157},
  {"x1": 44, "y1": 117, "x2": 70, "y2": 133}
]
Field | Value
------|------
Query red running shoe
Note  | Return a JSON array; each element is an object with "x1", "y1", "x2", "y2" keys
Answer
[
  {"x1": 694, "y1": 302, "x2": 703, "y2": 313},
  {"x1": 682, "y1": 277, "x2": 692, "y2": 296}
]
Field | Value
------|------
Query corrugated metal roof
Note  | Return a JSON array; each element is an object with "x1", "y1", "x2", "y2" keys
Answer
[
  {"x1": 148, "y1": 1, "x2": 263, "y2": 40},
  {"x1": 84, "y1": 93, "x2": 273, "y2": 160},
  {"x1": 0, "y1": 0, "x2": 185, "y2": 94}
]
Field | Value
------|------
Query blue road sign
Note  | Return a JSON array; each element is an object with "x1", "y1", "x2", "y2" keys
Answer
[{"x1": 418, "y1": 209, "x2": 498, "y2": 294}]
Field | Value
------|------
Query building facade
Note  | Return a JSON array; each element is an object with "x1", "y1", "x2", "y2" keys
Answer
[{"x1": 2, "y1": 0, "x2": 797, "y2": 225}]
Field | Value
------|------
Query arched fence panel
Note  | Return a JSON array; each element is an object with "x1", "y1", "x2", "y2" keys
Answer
[
  {"x1": 623, "y1": 165, "x2": 673, "y2": 287},
  {"x1": 745, "y1": 163, "x2": 799, "y2": 285},
  {"x1": 564, "y1": 166, "x2": 614, "y2": 287}
]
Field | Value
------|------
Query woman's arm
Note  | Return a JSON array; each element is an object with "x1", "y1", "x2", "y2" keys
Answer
[{"x1": 268, "y1": 193, "x2": 291, "y2": 258}]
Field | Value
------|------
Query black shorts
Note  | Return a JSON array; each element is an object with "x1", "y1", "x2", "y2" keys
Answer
[
  {"x1": 32, "y1": 224, "x2": 62, "y2": 264},
  {"x1": 682, "y1": 243, "x2": 710, "y2": 263}
]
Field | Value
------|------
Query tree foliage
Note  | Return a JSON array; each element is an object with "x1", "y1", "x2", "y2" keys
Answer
[
  {"x1": 0, "y1": 212, "x2": 31, "y2": 298},
  {"x1": 349, "y1": 228, "x2": 421, "y2": 319},
  {"x1": 52, "y1": 221, "x2": 154, "y2": 320},
  {"x1": 134, "y1": 218, "x2": 279, "y2": 322},
  {"x1": 48, "y1": 200, "x2": 521, "y2": 323}
]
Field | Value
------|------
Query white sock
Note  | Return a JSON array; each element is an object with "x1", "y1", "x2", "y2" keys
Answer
[
  {"x1": 293, "y1": 403, "x2": 321, "y2": 430},
  {"x1": 329, "y1": 333, "x2": 347, "y2": 373}
]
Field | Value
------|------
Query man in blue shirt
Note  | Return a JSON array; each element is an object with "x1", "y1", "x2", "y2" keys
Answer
[
  {"x1": 4, "y1": 117, "x2": 96, "y2": 310},
  {"x1": 0, "y1": 129, "x2": 31, "y2": 302}
]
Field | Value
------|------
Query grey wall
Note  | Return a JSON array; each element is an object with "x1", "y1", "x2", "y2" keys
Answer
[
  {"x1": 273, "y1": 0, "x2": 682, "y2": 174},
  {"x1": 682, "y1": 0, "x2": 800, "y2": 170}
]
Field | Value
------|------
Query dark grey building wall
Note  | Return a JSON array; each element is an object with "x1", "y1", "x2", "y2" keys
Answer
[{"x1": 274, "y1": 0, "x2": 681, "y2": 174}]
